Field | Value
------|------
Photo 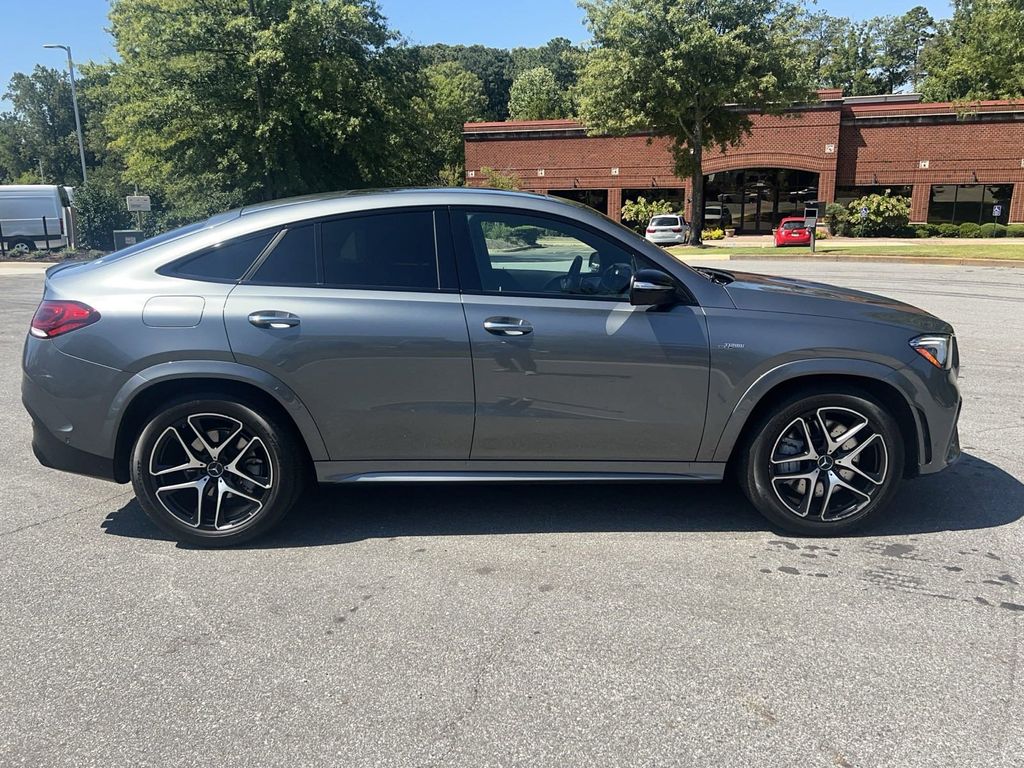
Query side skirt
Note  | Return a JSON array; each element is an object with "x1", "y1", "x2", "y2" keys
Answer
[{"x1": 315, "y1": 460, "x2": 726, "y2": 485}]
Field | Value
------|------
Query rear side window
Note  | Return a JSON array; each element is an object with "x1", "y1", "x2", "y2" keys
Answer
[
  {"x1": 171, "y1": 232, "x2": 273, "y2": 281},
  {"x1": 321, "y1": 210, "x2": 438, "y2": 290},
  {"x1": 250, "y1": 225, "x2": 317, "y2": 285}
]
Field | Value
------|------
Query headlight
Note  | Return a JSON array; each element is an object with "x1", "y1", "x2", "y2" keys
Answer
[{"x1": 909, "y1": 334, "x2": 953, "y2": 370}]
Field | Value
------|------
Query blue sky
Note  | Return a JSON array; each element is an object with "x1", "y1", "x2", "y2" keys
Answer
[{"x1": 1, "y1": 0, "x2": 954, "y2": 109}]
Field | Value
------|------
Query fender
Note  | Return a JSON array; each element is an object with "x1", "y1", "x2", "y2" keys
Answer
[
  {"x1": 106, "y1": 360, "x2": 329, "y2": 461},
  {"x1": 702, "y1": 357, "x2": 921, "y2": 464}
]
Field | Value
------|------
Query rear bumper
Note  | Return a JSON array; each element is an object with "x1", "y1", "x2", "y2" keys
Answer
[{"x1": 28, "y1": 412, "x2": 118, "y2": 482}]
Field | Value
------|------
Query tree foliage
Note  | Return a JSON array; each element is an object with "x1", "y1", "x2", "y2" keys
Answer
[
  {"x1": 414, "y1": 61, "x2": 488, "y2": 185},
  {"x1": 578, "y1": 0, "x2": 811, "y2": 244},
  {"x1": 620, "y1": 196, "x2": 675, "y2": 232},
  {"x1": 0, "y1": 66, "x2": 87, "y2": 185},
  {"x1": 416, "y1": 44, "x2": 516, "y2": 121},
  {"x1": 103, "y1": 0, "x2": 432, "y2": 217},
  {"x1": 508, "y1": 67, "x2": 571, "y2": 120},
  {"x1": 921, "y1": 0, "x2": 1024, "y2": 101}
]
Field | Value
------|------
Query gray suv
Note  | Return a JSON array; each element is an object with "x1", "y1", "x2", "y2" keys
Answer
[{"x1": 22, "y1": 189, "x2": 961, "y2": 545}]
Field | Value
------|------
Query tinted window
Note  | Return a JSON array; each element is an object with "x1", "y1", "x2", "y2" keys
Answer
[
  {"x1": 461, "y1": 210, "x2": 648, "y2": 299},
  {"x1": 250, "y1": 225, "x2": 316, "y2": 285},
  {"x1": 321, "y1": 210, "x2": 438, "y2": 290},
  {"x1": 651, "y1": 216, "x2": 680, "y2": 227},
  {"x1": 172, "y1": 232, "x2": 273, "y2": 281},
  {"x1": 781, "y1": 221, "x2": 804, "y2": 230}
]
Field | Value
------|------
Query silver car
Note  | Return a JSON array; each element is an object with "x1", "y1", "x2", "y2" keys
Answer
[
  {"x1": 23, "y1": 189, "x2": 962, "y2": 546},
  {"x1": 645, "y1": 214, "x2": 689, "y2": 246}
]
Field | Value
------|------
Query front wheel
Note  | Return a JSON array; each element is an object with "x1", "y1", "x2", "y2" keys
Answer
[
  {"x1": 738, "y1": 388, "x2": 904, "y2": 536},
  {"x1": 131, "y1": 397, "x2": 305, "y2": 546}
]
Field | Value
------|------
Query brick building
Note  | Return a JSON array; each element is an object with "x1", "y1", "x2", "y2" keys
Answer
[{"x1": 463, "y1": 89, "x2": 1024, "y2": 232}]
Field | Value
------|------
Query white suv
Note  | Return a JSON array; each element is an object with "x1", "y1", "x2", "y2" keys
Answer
[{"x1": 644, "y1": 214, "x2": 689, "y2": 246}]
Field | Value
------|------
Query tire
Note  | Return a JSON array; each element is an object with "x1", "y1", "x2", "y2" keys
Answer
[
  {"x1": 130, "y1": 396, "x2": 306, "y2": 546},
  {"x1": 7, "y1": 238, "x2": 35, "y2": 256},
  {"x1": 737, "y1": 387, "x2": 905, "y2": 536}
]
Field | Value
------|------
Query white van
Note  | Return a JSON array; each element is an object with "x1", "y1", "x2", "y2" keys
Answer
[{"x1": 0, "y1": 185, "x2": 73, "y2": 254}]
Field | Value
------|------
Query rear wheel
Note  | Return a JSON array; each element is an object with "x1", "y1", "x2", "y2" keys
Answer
[
  {"x1": 738, "y1": 388, "x2": 904, "y2": 536},
  {"x1": 7, "y1": 238, "x2": 35, "y2": 256},
  {"x1": 130, "y1": 397, "x2": 305, "y2": 546}
]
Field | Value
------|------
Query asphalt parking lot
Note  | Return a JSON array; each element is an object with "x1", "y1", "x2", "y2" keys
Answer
[{"x1": 1, "y1": 260, "x2": 1022, "y2": 767}]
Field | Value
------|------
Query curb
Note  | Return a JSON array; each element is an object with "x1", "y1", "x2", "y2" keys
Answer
[
  {"x1": 720, "y1": 253, "x2": 1024, "y2": 268},
  {"x1": 0, "y1": 262, "x2": 51, "y2": 274}
]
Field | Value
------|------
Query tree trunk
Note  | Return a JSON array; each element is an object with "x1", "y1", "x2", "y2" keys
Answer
[{"x1": 689, "y1": 120, "x2": 704, "y2": 246}]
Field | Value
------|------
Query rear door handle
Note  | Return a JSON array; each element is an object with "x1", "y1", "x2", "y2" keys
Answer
[
  {"x1": 248, "y1": 311, "x2": 300, "y2": 329},
  {"x1": 483, "y1": 317, "x2": 533, "y2": 336}
]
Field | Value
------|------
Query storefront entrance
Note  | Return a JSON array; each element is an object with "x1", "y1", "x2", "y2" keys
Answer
[{"x1": 705, "y1": 169, "x2": 820, "y2": 234}]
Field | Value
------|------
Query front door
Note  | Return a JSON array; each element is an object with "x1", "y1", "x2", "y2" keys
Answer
[
  {"x1": 224, "y1": 209, "x2": 475, "y2": 461},
  {"x1": 451, "y1": 208, "x2": 710, "y2": 462}
]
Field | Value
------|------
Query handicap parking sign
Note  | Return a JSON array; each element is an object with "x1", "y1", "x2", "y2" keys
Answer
[{"x1": 993, "y1": 204, "x2": 1003, "y2": 218}]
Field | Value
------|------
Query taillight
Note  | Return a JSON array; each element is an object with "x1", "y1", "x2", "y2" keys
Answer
[
  {"x1": 646, "y1": 228, "x2": 656, "y2": 233},
  {"x1": 30, "y1": 300, "x2": 100, "y2": 338},
  {"x1": 671, "y1": 227, "x2": 682, "y2": 232}
]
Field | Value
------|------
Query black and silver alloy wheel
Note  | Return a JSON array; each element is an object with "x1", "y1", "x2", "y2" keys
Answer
[
  {"x1": 131, "y1": 397, "x2": 304, "y2": 546},
  {"x1": 149, "y1": 413, "x2": 273, "y2": 531},
  {"x1": 769, "y1": 407, "x2": 888, "y2": 522},
  {"x1": 739, "y1": 389, "x2": 904, "y2": 536}
]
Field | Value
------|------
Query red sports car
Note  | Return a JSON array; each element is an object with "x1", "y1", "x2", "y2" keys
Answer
[{"x1": 774, "y1": 217, "x2": 813, "y2": 246}]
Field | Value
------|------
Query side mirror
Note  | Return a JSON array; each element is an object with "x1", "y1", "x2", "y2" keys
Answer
[{"x1": 630, "y1": 269, "x2": 677, "y2": 307}]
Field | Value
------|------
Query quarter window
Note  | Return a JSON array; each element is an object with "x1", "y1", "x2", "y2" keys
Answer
[
  {"x1": 171, "y1": 232, "x2": 274, "y2": 282},
  {"x1": 250, "y1": 225, "x2": 316, "y2": 285},
  {"x1": 459, "y1": 211, "x2": 650, "y2": 299},
  {"x1": 321, "y1": 210, "x2": 438, "y2": 290}
]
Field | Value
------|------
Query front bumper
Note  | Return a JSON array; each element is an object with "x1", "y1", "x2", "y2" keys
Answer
[{"x1": 887, "y1": 357, "x2": 962, "y2": 476}]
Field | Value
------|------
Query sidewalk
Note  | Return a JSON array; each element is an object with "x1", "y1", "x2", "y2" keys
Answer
[{"x1": 0, "y1": 261, "x2": 50, "y2": 275}]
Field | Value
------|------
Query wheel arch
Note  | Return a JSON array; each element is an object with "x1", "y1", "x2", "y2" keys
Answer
[
  {"x1": 712, "y1": 363, "x2": 923, "y2": 478},
  {"x1": 110, "y1": 363, "x2": 328, "y2": 483}
]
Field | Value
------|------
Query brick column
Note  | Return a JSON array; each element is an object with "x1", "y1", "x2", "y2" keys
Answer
[
  {"x1": 1009, "y1": 184, "x2": 1024, "y2": 224},
  {"x1": 910, "y1": 184, "x2": 930, "y2": 223},
  {"x1": 607, "y1": 188, "x2": 623, "y2": 222},
  {"x1": 817, "y1": 170, "x2": 836, "y2": 205}
]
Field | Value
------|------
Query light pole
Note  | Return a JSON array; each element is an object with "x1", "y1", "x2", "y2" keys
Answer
[{"x1": 43, "y1": 44, "x2": 87, "y2": 185}]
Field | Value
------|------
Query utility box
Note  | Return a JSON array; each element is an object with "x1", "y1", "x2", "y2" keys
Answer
[{"x1": 112, "y1": 229, "x2": 144, "y2": 250}]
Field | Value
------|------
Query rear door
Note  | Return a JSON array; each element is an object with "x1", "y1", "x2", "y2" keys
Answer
[
  {"x1": 451, "y1": 207, "x2": 710, "y2": 462},
  {"x1": 223, "y1": 207, "x2": 475, "y2": 461}
]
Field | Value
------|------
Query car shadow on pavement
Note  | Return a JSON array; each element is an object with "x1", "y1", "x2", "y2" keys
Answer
[{"x1": 100, "y1": 452, "x2": 1024, "y2": 548}]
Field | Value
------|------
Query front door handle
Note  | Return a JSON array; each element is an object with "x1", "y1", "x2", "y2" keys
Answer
[
  {"x1": 248, "y1": 311, "x2": 300, "y2": 329},
  {"x1": 483, "y1": 317, "x2": 533, "y2": 336}
]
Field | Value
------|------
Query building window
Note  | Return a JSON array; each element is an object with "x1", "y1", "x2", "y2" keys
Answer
[
  {"x1": 835, "y1": 186, "x2": 912, "y2": 207},
  {"x1": 928, "y1": 184, "x2": 1013, "y2": 225}
]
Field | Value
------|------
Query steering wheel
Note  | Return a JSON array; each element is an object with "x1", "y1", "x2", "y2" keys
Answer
[{"x1": 600, "y1": 262, "x2": 634, "y2": 295}]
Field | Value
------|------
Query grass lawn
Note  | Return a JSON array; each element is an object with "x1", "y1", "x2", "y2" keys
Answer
[{"x1": 664, "y1": 241, "x2": 1024, "y2": 261}]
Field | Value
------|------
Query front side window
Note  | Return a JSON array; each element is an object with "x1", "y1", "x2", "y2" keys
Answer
[
  {"x1": 321, "y1": 210, "x2": 438, "y2": 290},
  {"x1": 170, "y1": 232, "x2": 274, "y2": 282},
  {"x1": 460, "y1": 210, "x2": 651, "y2": 299}
]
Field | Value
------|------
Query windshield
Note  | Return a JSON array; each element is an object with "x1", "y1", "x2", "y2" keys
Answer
[{"x1": 92, "y1": 210, "x2": 240, "y2": 264}]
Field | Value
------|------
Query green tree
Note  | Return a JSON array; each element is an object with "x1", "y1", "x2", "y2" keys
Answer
[
  {"x1": 417, "y1": 44, "x2": 515, "y2": 121},
  {"x1": 0, "y1": 65, "x2": 87, "y2": 185},
  {"x1": 103, "y1": 0, "x2": 431, "y2": 219},
  {"x1": 415, "y1": 61, "x2": 488, "y2": 185},
  {"x1": 921, "y1": 0, "x2": 1024, "y2": 102},
  {"x1": 577, "y1": 0, "x2": 811, "y2": 245},
  {"x1": 871, "y1": 8, "x2": 935, "y2": 93},
  {"x1": 508, "y1": 66, "x2": 570, "y2": 120},
  {"x1": 620, "y1": 196, "x2": 675, "y2": 232},
  {"x1": 510, "y1": 37, "x2": 586, "y2": 91},
  {"x1": 479, "y1": 167, "x2": 520, "y2": 190}
]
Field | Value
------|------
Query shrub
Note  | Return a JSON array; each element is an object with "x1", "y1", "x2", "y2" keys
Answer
[
  {"x1": 914, "y1": 223, "x2": 940, "y2": 237},
  {"x1": 479, "y1": 167, "x2": 520, "y2": 190},
  {"x1": 915, "y1": 227, "x2": 931, "y2": 238},
  {"x1": 937, "y1": 223, "x2": 960, "y2": 238},
  {"x1": 814, "y1": 228, "x2": 829, "y2": 240},
  {"x1": 702, "y1": 228, "x2": 725, "y2": 241},
  {"x1": 509, "y1": 226, "x2": 543, "y2": 246},
  {"x1": 621, "y1": 196, "x2": 675, "y2": 233},
  {"x1": 959, "y1": 222, "x2": 982, "y2": 238},
  {"x1": 825, "y1": 202, "x2": 848, "y2": 235},
  {"x1": 977, "y1": 222, "x2": 1007, "y2": 238},
  {"x1": 73, "y1": 180, "x2": 133, "y2": 251},
  {"x1": 1007, "y1": 223, "x2": 1024, "y2": 237},
  {"x1": 844, "y1": 194, "x2": 911, "y2": 237}
]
